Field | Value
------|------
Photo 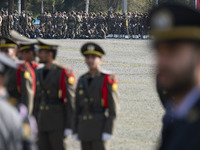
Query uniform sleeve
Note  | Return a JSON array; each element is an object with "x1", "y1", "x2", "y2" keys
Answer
[
  {"x1": 103, "y1": 75, "x2": 119, "y2": 134},
  {"x1": 64, "y1": 69, "x2": 76, "y2": 129},
  {"x1": 33, "y1": 70, "x2": 41, "y2": 121},
  {"x1": 20, "y1": 69, "x2": 34, "y2": 115},
  {"x1": 73, "y1": 79, "x2": 82, "y2": 134}
]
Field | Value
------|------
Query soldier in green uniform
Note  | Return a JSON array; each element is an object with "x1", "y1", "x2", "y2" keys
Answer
[
  {"x1": 1, "y1": 11, "x2": 9, "y2": 37},
  {"x1": 73, "y1": 43, "x2": 119, "y2": 150},
  {"x1": 20, "y1": 10, "x2": 28, "y2": 36},
  {"x1": 17, "y1": 41, "x2": 38, "y2": 114},
  {"x1": 67, "y1": 12, "x2": 76, "y2": 39},
  {"x1": 56, "y1": 12, "x2": 64, "y2": 39},
  {"x1": 33, "y1": 39, "x2": 75, "y2": 150}
]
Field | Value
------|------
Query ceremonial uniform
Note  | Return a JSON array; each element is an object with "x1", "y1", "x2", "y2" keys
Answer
[
  {"x1": 73, "y1": 43, "x2": 119, "y2": 150},
  {"x1": 16, "y1": 42, "x2": 38, "y2": 114},
  {"x1": 149, "y1": 3, "x2": 200, "y2": 150},
  {"x1": 33, "y1": 39, "x2": 75, "y2": 150}
]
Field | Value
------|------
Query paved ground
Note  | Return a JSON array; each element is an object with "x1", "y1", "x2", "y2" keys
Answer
[{"x1": 47, "y1": 39, "x2": 165, "y2": 150}]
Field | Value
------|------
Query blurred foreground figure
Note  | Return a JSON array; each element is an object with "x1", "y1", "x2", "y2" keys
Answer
[
  {"x1": 73, "y1": 43, "x2": 119, "y2": 150},
  {"x1": 0, "y1": 52, "x2": 22, "y2": 150},
  {"x1": 33, "y1": 39, "x2": 75, "y2": 150},
  {"x1": 150, "y1": 3, "x2": 200, "y2": 150}
]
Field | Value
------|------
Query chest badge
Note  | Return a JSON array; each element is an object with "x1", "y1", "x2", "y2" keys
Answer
[
  {"x1": 24, "y1": 71, "x2": 30, "y2": 79},
  {"x1": 79, "y1": 89, "x2": 84, "y2": 95},
  {"x1": 68, "y1": 76, "x2": 75, "y2": 84},
  {"x1": 112, "y1": 83, "x2": 118, "y2": 91}
]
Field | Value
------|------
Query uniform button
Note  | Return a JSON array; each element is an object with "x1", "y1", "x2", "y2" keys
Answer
[
  {"x1": 83, "y1": 116, "x2": 87, "y2": 120},
  {"x1": 88, "y1": 115, "x2": 93, "y2": 120},
  {"x1": 45, "y1": 106, "x2": 49, "y2": 110},
  {"x1": 47, "y1": 90, "x2": 51, "y2": 94},
  {"x1": 42, "y1": 90, "x2": 44, "y2": 94},
  {"x1": 40, "y1": 106, "x2": 44, "y2": 110},
  {"x1": 37, "y1": 81, "x2": 40, "y2": 85},
  {"x1": 90, "y1": 98, "x2": 94, "y2": 102},
  {"x1": 84, "y1": 98, "x2": 88, "y2": 102}
]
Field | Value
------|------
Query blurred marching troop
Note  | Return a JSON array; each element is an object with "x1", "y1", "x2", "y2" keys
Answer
[{"x1": 0, "y1": 10, "x2": 150, "y2": 39}]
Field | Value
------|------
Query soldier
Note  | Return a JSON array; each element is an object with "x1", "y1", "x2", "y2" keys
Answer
[
  {"x1": 33, "y1": 39, "x2": 75, "y2": 150},
  {"x1": 56, "y1": 12, "x2": 64, "y2": 39},
  {"x1": 20, "y1": 10, "x2": 28, "y2": 36},
  {"x1": 150, "y1": 3, "x2": 200, "y2": 150},
  {"x1": 73, "y1": 43, "x2": 119, "y2": 150},
  {"x1": 67, "y1": 12, "x2": 76, "y2": 39},
  {"x1": 75, "y1": 12, "x2": 81, "y2": 38},
  {"x1": 0, "y1": 35, "x2": 38, "y2": 150},
  {"x1": 17, "y1": 41, "x2": 38, "y2": 114},
  {"x1": 1, "y1": 10, "x2": 9, "y2": 37},
  {"x1": 0, "y1": 52, "x2": 22, "y2": 150},
  {"x1": 13, "y1": 10, "x2": 20, "y2": 32}
]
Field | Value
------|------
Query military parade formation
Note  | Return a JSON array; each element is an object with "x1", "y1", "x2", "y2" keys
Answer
[
  {"x1": 2, "y1": 1, "x2": 200, "y2": 150},
  {"x1": 0, "y1": 10, "x2": 149, "y2": 39},
  {"x1": 0, "y1": 29, "x2": 118, "y2": 150}
]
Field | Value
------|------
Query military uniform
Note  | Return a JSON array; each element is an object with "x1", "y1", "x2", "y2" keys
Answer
[
  {"x1": 0, "y1": 42, "x2": 27, "y2": 150},
  {"x1": 67, "y1": 13, "x2": 76, "y2": 39},
  {"x1": 33, "y1": 39, "x2": 75, "y2": 150},
  {"x1": 150, "y1": 3, "x2": 200, "y2": 150},
  {"x1": 73, "y1": 43, "x2": 119, "y2": 150},
  {"x1": 17, "y1": 42, "x2": 38, "y2": 114}
]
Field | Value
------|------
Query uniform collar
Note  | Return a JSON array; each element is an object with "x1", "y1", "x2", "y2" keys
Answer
[{"x1": 169, "y1": 86, "x2": 200, "y2": 120}]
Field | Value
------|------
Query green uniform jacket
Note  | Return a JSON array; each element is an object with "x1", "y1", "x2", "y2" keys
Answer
[
  {"x1": 73, "y1": 71, "x2": 119, "y2": 141},
  {"x1": 33, "y1": 63, "x2": 75, "y2": 132}
]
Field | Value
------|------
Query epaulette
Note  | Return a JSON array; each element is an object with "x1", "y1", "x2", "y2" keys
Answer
[
  {"x1": 107, "y1": 74, "x2": 117, "y2": 84},
  {"x1": 36, "y1": 64, "x2": 44, "y2": 70},
  {"x1": 64, "y1": 67, "x2": 75, "y2": 78},
  {"x1": 101, "y1": 69, "x2": 113, "y2": 75}
]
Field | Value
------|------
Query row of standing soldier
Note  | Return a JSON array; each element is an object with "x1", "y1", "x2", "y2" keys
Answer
[
  {"x1": 0, "y1": 30, "x2": 119, "y2": 150},
  {"x1": 0, "y1": 10, "x2": 149, "y2": 39}
]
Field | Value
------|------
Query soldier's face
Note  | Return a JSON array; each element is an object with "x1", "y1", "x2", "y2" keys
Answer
[
  {"x1": 155, "y1": 42, "x2": 199, "y2": 95},
  {"x1": 0, "y1": 48, "x2": 17, "y2": 59},
  {"x1": 85, "y1": 55, "x2": 102, "y2": 70},
  {"x1": 38, "y1": 50, "x2": 48, "y2": 63},
  {"x1": 21, "y1": 50, "x2": 34, "y2": 62}
]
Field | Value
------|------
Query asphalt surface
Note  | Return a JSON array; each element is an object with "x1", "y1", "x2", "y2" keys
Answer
[{"x1": 46, "y1": 39, "x2": 165, "y2": 150}]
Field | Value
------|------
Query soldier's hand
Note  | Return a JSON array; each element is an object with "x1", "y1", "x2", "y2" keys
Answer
[
  {"x1": 72, "y1": 134, "x2": 78, "y2": 140},
  {"x1": 64, "y1": 128, "x2": 72, "y2": 137},
  {"x1": 102, "y1": 133, "x2": 113, "y2": 141}
]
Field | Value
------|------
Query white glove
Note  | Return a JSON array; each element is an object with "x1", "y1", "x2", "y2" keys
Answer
[
  {"x1": 73, "y1": 134, "x2": 78, "y2": 140},
  {"x1": 102, "y1": 133, "x2": 113, "y2": 141},
  {"x1": 64, "y1": 129, "x2": 72, "y2": 137}
]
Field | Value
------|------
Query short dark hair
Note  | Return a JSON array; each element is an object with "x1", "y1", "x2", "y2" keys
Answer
[{"x1": 48, "y1": 50, "x2": 57, "y2": 59}]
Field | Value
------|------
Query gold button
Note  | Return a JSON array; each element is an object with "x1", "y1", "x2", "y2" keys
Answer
[
  {"x1": 40, "y1": 106, "x2": 44, "y2": 110},
  {"x1": 37, "y1": 81, "x2": 40, "y2": 85},
  {"x1": 79, "y1": 89, "x2": 84, "y2": 95},
  {"x1": 83, "y1": 116, "x2": 87, "y2": 120},
  {"x1": 42, "y1": 90, "x2": 44, "y2": 94},
  {"x1": 84, "y1": 98, "x2": 88, "y2": 102},
  {"x1": 90, "y1": 98, "x2": 94, "y2": 102},
  {"x1": 45, "y1": 106, "x2": 49, "y2": 110},
  {"x1": 88, "y1": 115, "x2": 93, "y2": 120},
  {"x1": 47, "y1": 90, "x2": 50, "y2": 94}
]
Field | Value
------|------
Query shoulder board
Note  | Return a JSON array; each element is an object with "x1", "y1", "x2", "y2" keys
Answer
[
  {"x1": 63, "y1": 68, "x2": 75, "y2": 78},
  {"x1": 57, "y1": 64, "x2": 66, "y2": 69},
  {"x1": 17, "y1": 64, "x2": 26, "y2": 72},
  {"x1": 107, "y1": 74, "x2": 117, "y2": 84},
  {"x1": 81, "y1": 72, "x2": 89, "y2": 78},
  {"x1": 36, "y1": 64, "x2": 44, "y2": 70},
  {"x1": 101, "y1": 69, "x2": 113, "y2": 75},
  {"x1": 32, "y1": 62, "x2": 39, "y2": 68}
]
